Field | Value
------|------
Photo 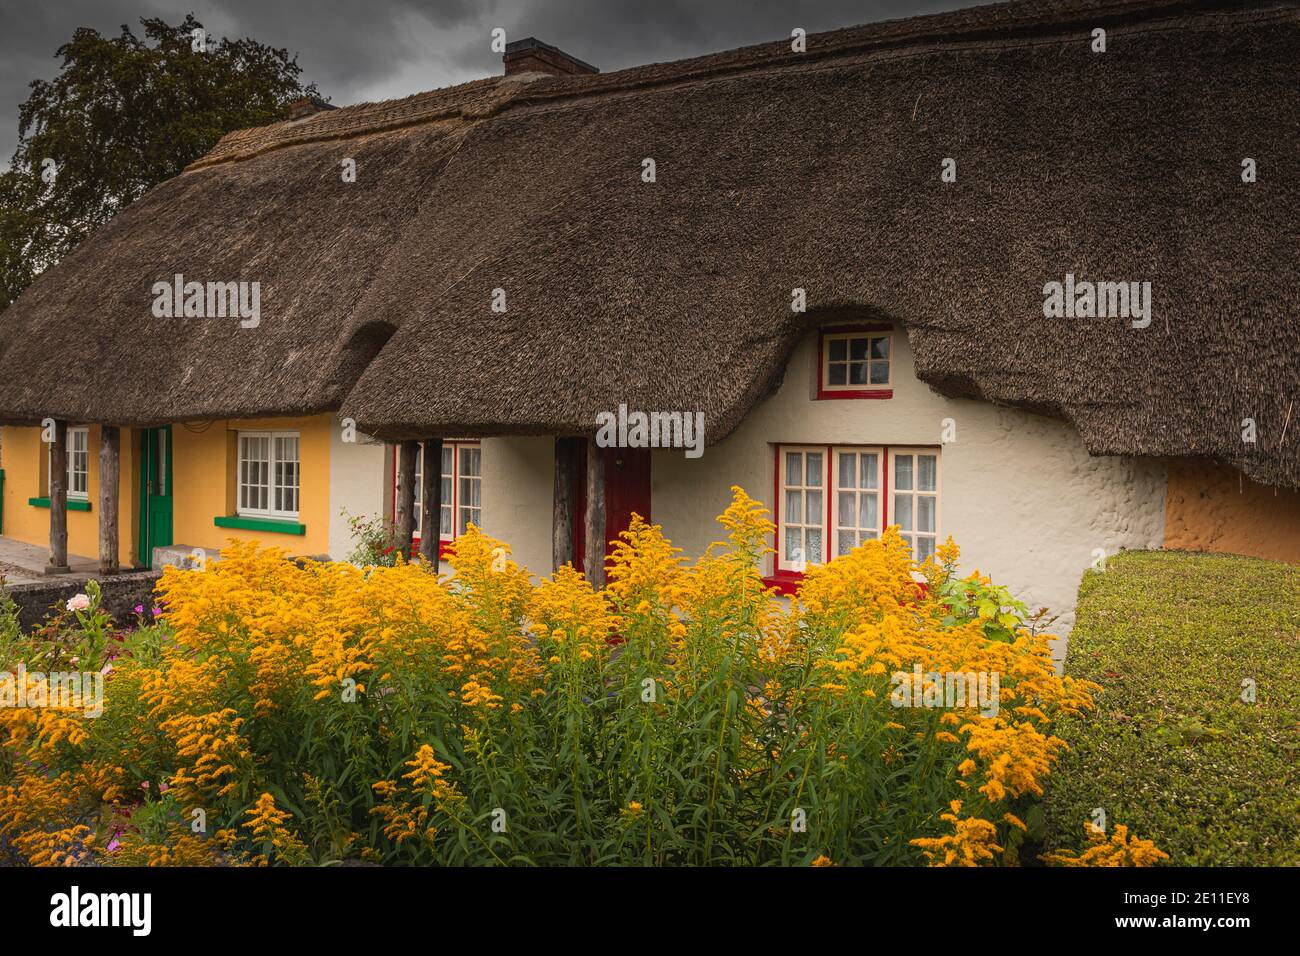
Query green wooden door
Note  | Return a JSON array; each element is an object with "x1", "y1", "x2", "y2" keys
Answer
[{"x1": 138, "y1": 427, "x2": 173, "y2": 569}]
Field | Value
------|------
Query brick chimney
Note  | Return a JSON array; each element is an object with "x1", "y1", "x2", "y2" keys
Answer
[
  {"x1": 503, "y1": 38, "x2": 598, "y2": 78},
  {"x1": 287, "y1": 96, "x2": 336, "y2": 121}
]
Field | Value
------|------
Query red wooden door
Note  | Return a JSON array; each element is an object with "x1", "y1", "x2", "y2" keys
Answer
[{"x1": 571, "y1": 445, "x2": 651, "y2": 574}]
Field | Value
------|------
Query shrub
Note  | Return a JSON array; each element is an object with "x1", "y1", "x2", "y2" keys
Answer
[
  {"x1": 341, "y1": 509, "x2": 401, "y2": 567},
  {"x1": 1, "y1": 488, "x2": 1148, "y2": 866},
  {"x1": 1042, "y1": 550, "x2": 1300, "y2": 866}
]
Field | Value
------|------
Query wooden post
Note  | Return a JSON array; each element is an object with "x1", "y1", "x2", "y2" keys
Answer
[
  {"x1": 47, "y1": 420, "x2": 70, "y2": 573},
  {"x1": 418, "y1": 438, "x2": 443, "y2": 565},
  {"x1": 552, "y1": 437, "x2": 576, "y2": 572},
  {"x1": 99, "y1": 426, "x2": 120, "y2": 575},
  {"x1": 395, "y1": 440, "x2": 418, "y2": 560},
  {"x1": 584, "y1": 437, "x2": 606, "y2": 589}
]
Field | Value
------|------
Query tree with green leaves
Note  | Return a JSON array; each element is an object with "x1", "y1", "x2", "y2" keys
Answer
[{"x1": 0, "y1": 14, "x2": 320, "y2": 311}]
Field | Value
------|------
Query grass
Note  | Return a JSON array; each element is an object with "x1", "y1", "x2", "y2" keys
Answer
[{"x1": 1042, "y1": 549, "x2": 1300, "y2": 866}]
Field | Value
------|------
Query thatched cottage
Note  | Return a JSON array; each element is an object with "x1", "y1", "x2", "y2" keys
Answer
[{"x1": 0, "y1": 0, "x2": 1295, "y2": 635}]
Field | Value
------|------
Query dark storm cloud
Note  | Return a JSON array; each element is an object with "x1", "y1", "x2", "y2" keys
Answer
[{"x1": 0, "y1": 0, "x2": 971, "y2": 166}]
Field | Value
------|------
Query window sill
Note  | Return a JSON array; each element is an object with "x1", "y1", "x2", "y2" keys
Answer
[
  {"x1": 762, "y1": 571, "x2": 805, "y2": 596},
  {"x1": 814, "y1": 388, "x2": 894, "y2": 401},
  {"x1": 215, "y1": 515, "x2": 306, "y2": 535},
  {"x1": 410, "y1": 534, "x2": 455, "y2": 559},
  {"x1": 29, "y1": 496, "x2": 91, "y2": 512}
]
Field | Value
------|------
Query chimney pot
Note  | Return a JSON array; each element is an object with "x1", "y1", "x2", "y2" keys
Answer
[{"x1": 503, "y1": 38, "x2": 598, "y2": 77}]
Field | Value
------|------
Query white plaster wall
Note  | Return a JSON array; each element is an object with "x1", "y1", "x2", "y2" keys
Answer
[
  {"x1": 328, "y1": 417, "x2": 388, "y2": 560},
  {"x1": 651, "y1": 329, "x2": 1167, "y2": 655},
  {"x1": 441, "y1": 329, "x2": 1168, "y2": 659},
  {"x1": 478, "y1": 435, "x2": 556, "y2": 575}
]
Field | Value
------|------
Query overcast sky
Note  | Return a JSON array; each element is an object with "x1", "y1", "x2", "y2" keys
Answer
[{"x1": 0, "y1": 0, "x2": 979, "y2": 166}]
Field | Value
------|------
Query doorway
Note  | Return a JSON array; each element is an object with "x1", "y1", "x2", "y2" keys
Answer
[{"x1": 137, "y1": 427, "x2": 173, "y2": 569}]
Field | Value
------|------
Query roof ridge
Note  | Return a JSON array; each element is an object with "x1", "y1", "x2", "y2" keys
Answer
[
  {"x1": 509, "y1": 0, "x2": 1293, "y2": 109},
  {"x1": 184, "y1": 75, "x2": 526, "y2": 172},
  {"x1": 184, "y1": 0, "x2": 1293, "y2": 172}
]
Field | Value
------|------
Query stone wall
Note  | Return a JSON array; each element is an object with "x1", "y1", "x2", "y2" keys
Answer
[{"x1": 4, "y1": 571, "x2": 162, "y2": 633}]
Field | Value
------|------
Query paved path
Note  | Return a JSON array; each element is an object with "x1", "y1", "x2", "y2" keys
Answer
[{"x1": 0, "y1": 536, "x2": 99, "y2": 585}]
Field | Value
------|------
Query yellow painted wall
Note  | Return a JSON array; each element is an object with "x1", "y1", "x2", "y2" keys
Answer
[
  {"x1": 1164, "y1": 459, "x2": 1300, "y2": 563},
  {"x1": 172, "y1": 415, "x2": 332, "y2": 557},
  {"x1": 1, "y1": 413, "x2": 332, "y2": 566},
  {"x1": 0, "y1": 424, "x2": 137, "y2": 566}
]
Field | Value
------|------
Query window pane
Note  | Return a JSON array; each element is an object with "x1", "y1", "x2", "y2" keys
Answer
[
  {"x1": 461, "y1": 448, "x2": 481, "y2": 477},
  {"x1": 806, "y1": 454, "x2": 822, "y2": 486},
  {"x1": 895, "y1": 455, "x2": 913, "y2": 491},
  {"x1": 895, "y1": 494, "x2": 913, "y2": 531},
  {"x1": 849, "y1": 338, "x2": 869, "y2": 361},
  {"x1": 413, "y1": 448, "x2": 422, "y2": 515},
  {"x1": 829, "y1": 339, "x2": 846, "y2": 361},
  {"x1": 156, "y1": 430, "x2": 166, "y2": 496},
  {"x1": 838, "y1": 453, "x2": 856, "y2": 488},
  {"x1": 917, "y1": 536, "x2": 936, "y2": 562},
  {"x1": 860, "y1": 493, "x2": 878, "y2": 530},
  {"x1": 440, "y1": 503, "x2": 452, "y2": 536},
  {"x1": 837, "y1": 491, "x2": 855, "y2": 527},
  {"x1": 918, "y1": 495, "x2": 936, "y2": 533},
  {"x1": 784, "y1": 528, "x2": 803, "y2": 562},
  {"x1": 785, "y1": 452, "x2": 802, "y2": 486},
  {"x1": 785, "y1": 490, "x2": 802, "y2": 523},
  {"x1": 828, "y1": 364, "x2": 846, "y2": 385},
  {"x1": 240, "y1": 435, "x2": 272, "y2": 513},
  {"x1": 869, "y1": 361, "x2": 889, "y2": 384},
  {"x1": 441, "y1": 445, "x2": 453, "y2": 477},
  {"x1": 918, "y1": 455, "x2": 937, "y2": 492},
  {"x1": 871, "y1": 336, "x2": 890, "y2": 359},
  {"x1": 837, "y1": 530, "x2": 855, "y2": 555},
  {"x1": 274, "y1": 436, "x2": 300, "y2": 515},
  {"x1": 806, "y1": 490, "x2": 822, "y2": 524},
  {"x1": 849, "y1": 362, "x2": 868, "y2": 385},
  {"x1": 861, "y1": 453, "x2": 878, "y2": 489},
  {"x1": 805, "y1": 528, "x2": 822, "y2": 563}
]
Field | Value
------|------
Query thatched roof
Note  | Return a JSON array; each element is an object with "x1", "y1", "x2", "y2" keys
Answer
[{"x1": 0, "y1": 0, "x2": 1296, "y2": 487}]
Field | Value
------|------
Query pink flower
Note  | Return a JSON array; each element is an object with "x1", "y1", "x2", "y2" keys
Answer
[
  {"x1": 139, "y1": 781, "x2": 150, "y2": 790},
  {"x1": 151, "y1": 607, "x2": 163, "y2": 617},
  {"x1": 65, "y1": 593, "x2": 91, "y2": 612},
  {"x1": 134, "y1": 604, "x2": 144, "y2": 615},
  {"x1": 159, "y1": 782, "x2": 168, "y2": 792},
  {"x1": 106, "y1": 838, "x2": 121, "y2": 853}
]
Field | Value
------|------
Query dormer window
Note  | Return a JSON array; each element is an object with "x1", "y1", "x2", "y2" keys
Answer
[{"x1": 817, "y1": 325, "x2": 893, "y2": 399}]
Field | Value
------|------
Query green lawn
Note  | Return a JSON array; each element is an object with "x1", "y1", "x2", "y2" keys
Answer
[{"x1": 1042, "y1": 550, "x2": 1300, "y2": 866}]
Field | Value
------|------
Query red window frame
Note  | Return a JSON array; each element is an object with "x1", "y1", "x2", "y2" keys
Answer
[
  {"x1": 391, "y1": 440, "x2": 480, "y2": 558},
  {"x1": 763, "y1": 443, "x2": 939, "y2": 594},
  {"x1": 815, "y1": 323, "x2": 894, "y2": 400}
]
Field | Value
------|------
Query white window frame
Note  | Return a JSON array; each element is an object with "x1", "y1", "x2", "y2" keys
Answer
[
  {"x1": 821, "y1": 330, "x2": 892, "y2": 392},
  {"x1": 776, "y1": 444, "x2": 941, "y2": 570},
  {"x1": 776, "y1": 445, "x2": 829, "y2": 573},
  {"x1": 831, "y1": 446, "x2": 884, "y2": 558},
  {"x1": 60, "y1": 426, "x2": 90, "y2": 501},
  {"x1": 401, "y1": 440, "x2": 481, "y2": 543},
  {"x1": 237, "y1": 431, "x2": 300, "y2": 520},
  {"x1": 891, "y1": 449, "x2": 941, "y2": 563}
]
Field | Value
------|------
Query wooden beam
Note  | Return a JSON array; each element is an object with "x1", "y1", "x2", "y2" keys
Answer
[
  {"x1": 47, "y1": 420, "x2": 69, "y2": 573},
  {"x1": 395, "y1": 440, "x2": 418, "y2": 560},
  {"x1": 418, "y1": 438, "x2": 443, "y2": 565},
  {"x1": 552, "y1": 437, "x2": 576, "y2": 572},
  {"x1": 584, "y1": 437, "x2": 606, "y2": 589},
  {"x1": 98, "y1": 426, "x2": 120, "y2": 575}
]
